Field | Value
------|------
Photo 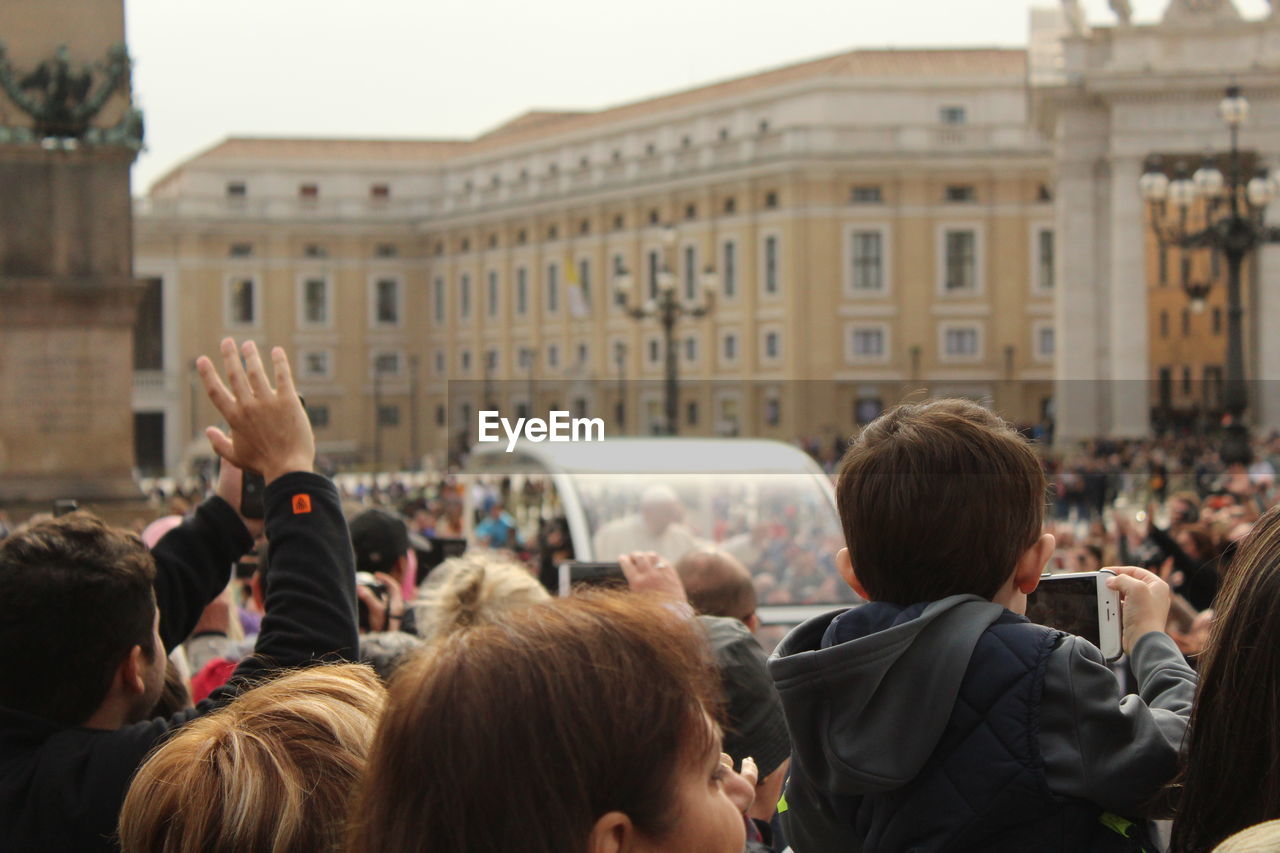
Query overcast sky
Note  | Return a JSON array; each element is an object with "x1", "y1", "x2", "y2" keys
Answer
[{"x1": 123, "y1": 0, "x2": 1270, "y2": 192}]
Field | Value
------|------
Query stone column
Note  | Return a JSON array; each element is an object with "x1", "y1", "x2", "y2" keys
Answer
[
  {"x1": 1254, "y1": 216, "x2": 1280, "y2": 431},
  {"x1": 1054, "y1": 107, "x2": 1109, "y2": 444},
  {"x1": 1106, "y1": 155, "x2": 1150, "y2": 437}
]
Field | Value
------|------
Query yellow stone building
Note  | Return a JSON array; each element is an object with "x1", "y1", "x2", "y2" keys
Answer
[{"x1": 133, "y1": 47, "x2": 1056, "y2": 473}]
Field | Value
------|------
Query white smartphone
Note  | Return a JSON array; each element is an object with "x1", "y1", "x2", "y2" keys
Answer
[{"x1": 1025, "y1": 570, "x2": 1122, "y2": 661}]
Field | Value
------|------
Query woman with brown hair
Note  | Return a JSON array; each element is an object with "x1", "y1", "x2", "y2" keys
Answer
[
  {"x1": 118, "y1": 663, "x2": 386, "y2": 853},
  {"x1": 347, "y1": 591, "x2": 750, "y2": 853},
  {"x1": 1171, "y1": 505, "x2": 1280, "y2": 852}
]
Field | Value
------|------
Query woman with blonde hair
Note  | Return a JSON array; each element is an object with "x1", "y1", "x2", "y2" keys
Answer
[
  {"x1": 410, "y1": 550, "x2": 550, "y2": 643},
  {"x1": 118, "y1": 663, "x2": 385, "y2": 853}
]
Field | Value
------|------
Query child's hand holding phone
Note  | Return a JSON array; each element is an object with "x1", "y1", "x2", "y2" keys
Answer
[{"x1": 1105, "y1": 565, "x2": 1173, "y2": 655}]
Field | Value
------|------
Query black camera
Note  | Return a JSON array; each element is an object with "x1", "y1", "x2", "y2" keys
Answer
[{"x1": 355, "y1": 571, "x2": 391, "y2": 632}]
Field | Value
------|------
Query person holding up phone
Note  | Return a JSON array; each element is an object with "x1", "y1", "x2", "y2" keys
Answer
[{"x1": 768, "y1": 399, "x2": 1197, "y2": 853}]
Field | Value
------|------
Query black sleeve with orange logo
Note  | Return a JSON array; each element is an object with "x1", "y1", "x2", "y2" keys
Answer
[{"x1": 224, "y1": 470, "x2": 358, "y2": 686}]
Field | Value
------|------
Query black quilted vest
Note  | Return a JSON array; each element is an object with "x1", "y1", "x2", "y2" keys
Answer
[{"x1": 838, "y1": 607, "x2": 1153, "y2": 852}]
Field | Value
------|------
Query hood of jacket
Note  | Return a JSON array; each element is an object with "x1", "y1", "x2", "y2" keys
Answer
[{"x1": 768, "y1": 595, "x2": 1007, "y2": 798}]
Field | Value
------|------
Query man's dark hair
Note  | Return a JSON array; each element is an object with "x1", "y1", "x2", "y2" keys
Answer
[
  {"x1": 0, "y1": 512, "x2": 157, "y2": 725},
  {"x1": 836, "y1": 398, "x2": 1046, "y2": 604}
]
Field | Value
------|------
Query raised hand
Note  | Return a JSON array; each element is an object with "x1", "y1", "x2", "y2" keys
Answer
[{"x1": 196, "y1": 338, "x2": 314, "y2": 484}]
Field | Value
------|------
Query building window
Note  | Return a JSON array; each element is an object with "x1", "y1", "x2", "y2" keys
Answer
[
  {"x1": 764, "y1": 396, "x2": 780, "y2": 427},
  {"x1": 855, "y1": 397, "x2": 884, "y2": 425},
  {"x1": 579, "y1": 218, "x2": 590, "y2": 235},
  {"x1": 300, "y1": 350, "x2": 332, "y2": 380},
  {"x1": 433, "y1": 276, "x2": 445, "y2": 324},
  {"x1": 764, "y1": 191, "x2": 778, "y2": 209},
  {"x1": 686, "y1": 401, "x2": 699, "y2": 426},
  {"x1": 1213, "y1": 307, "x2": 1223, "y2": 335},
  {"x1": 723, "y1": 197, "x2": 737, "y2": 214},
  {"x1": 458, "y1": 273, "x2": 471, "y2": 319},
  {"x1": 487, "y1": 271, "x2": 499, "y2": 317},
  {"x1": 460, "y1": 237, "x2": 471, "y2": 253},
  {"x1": 488, "y1": 233, "x2": 498, "y2": 249},
  {"x1": 647, "y1": 249, "x2": 660, "y2": 299},
  {"x1": 940, "y1": 106, "x2": 967, "y2": 125},
  {"x1": 851, "y1": 231, "x2": 884, "y2": 293},
  {"x1": 1160, "y1": 310, "x2": 1169, "y2": 338},
  {"x1": 302, "y1": 277, "x2": 329, "y2": 326},
  {"x1": 433, "y1": 350, "x2": 445, "y2": 375},
  {"x1": 849, "y1": 327, "x2": 885, "y2": 360},
  {"x1": 576, "y1": 259, "x2": 591, "y2": 313},
  {"x1": 851, "y1": 185, "x2": 882, "y2": 204},
  {"x1": 516, "y1": 229, "x2": 527, "y2": 245},
  {"x1": 377, "y1": 405, "x2": 400, "y2": 427},
  {"x1": 1182, "y1": 308, "x2": 1191, "y2": 336},
  {"x1": 304, "y1": 243, "x2": 327, "y2": 259},
  {"x1": 485, "y1": 348, "x2": 499, "y2": 372},
  {"x1": 1036, "y1": 229, "x2": 1055, "y2": 291},
  {"x1": 133, "y1": 277, "x2": 163, "y2": 371},
  {"x1": 227, "y1": 277, "x2": 256, "y2": 326},
  {"x1": 648, "y1": 208, "x2": 660, "y2": 225},
  {"x1": 460, "y1": 350, "x2": 472, "y2": 373},
  {"x1": 516, "y1": 267, "x2": 528, "y2": 316},
  {"x1": 370, "y1": 183, "x2": 390, "y2": 200},
  {"x1": 723, "y1": 333, "x2": 738, "y2": 361},
  {"x1": 547, "y1": 224, "x2": 558, "y2": 241},
  {"x1": 226, "y1": 181, "x2": 246, "y2": 198},
  {"x1": 763, "y1": 331, "x2": 780, "y2": 360},
  {"x1": 1037, "y1": 325, "x2": 1055, "y2": 359},
  {"x1": 375, "y1": 277, "x2": 402, "y2": 325},
  {"x1": 1182, "y1": 366, "x2": 1193, "y2": 396},
  {"x1": 576, "y1": 342, "x2": 589, "y2": 366},
  {"x1": 547, "y1": 262, "x2": 560, "y2": 313},
  {"x1": 375, "y1": 242, "x2": 397, "y2": 258},
  {"x1": 299, "y1": 183, "x2": 319, "y2": 200},
  {"x1": 944, "y1": 230, "x2": 977, "y2": 292},
  {"x1": 684, "y1": 203, "x2": 697, "y2": 221},
  {"x1": 945, "y1": 185, "x2": 976, "y2": 203},
  {"x1": 943, "y1": 326, "x2": 980, "y2": 358},
  {"x1": 762, "y1": 235, "x2": 780, "y2": 295},
  {"x1": 684, "y1": 336, "x2": 697, "y2": 361},
  {"x1": 547, "y1": 344, "x2": 559, "y2": 369},
  {"x1": 229, "y1": 243, "x2": 253, "y2": 258},
  {"x1": 722, "y1": 241, "x2": 737, "y2": 298},
  {"x1": 683, "y1": 245, "x2": 698, "y2": 300},
  {"x1": 373, "y1": 351, "x2": 402, "y2": 376},
  {"x1": 613, "y1": 214, "x2": 625, "y2": 230},
  {"x1": 307, "y1": 404, "x2": 330, "y2": 429},
  {"x1": 647, "y1": 338, "x2": 661, "y2": 364}
]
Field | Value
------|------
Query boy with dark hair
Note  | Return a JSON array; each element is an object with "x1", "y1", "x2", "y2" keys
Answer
[{"x1": 770, "y1": 399, "x2": 1196, "y2": 852}]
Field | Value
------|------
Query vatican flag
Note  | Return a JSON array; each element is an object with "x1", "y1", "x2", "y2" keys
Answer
[{"x1": 566, "y1": 258, "x2": 590, "y2": 319}]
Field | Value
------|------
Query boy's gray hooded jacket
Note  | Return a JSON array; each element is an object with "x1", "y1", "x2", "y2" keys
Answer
[{"x1": 768, "y1": 595, "x2": 1196, "y2": 852}]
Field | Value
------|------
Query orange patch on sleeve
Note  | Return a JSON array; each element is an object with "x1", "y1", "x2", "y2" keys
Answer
[{"x1": 292, "y1": 494, "x2": 312, "y2": 514}]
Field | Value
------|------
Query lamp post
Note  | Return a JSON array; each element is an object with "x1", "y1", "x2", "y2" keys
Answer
[
  {"x1": 615, "y1": 226, "x2": 716, "y2": 435},
  {"x1": 1140, "y1": 85, "x2": 1280, "y2": 445}
]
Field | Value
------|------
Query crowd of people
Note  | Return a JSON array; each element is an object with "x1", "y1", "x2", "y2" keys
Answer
[{"x1": 6, "y1": 339, "x2": 1280, "y2": 851}]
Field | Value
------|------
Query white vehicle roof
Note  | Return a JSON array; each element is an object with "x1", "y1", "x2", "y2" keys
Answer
[{"x1": 465, "y1": 437, "x2": 828, "y2": 477}]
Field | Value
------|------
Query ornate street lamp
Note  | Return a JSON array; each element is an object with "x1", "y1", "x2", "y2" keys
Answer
[
  {"x1": 615, "y1": 226, "x2": 716, "y2": 435},
  {"x1": 1140, "y1": 85, "x2": 1280, "y2": 445}
]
